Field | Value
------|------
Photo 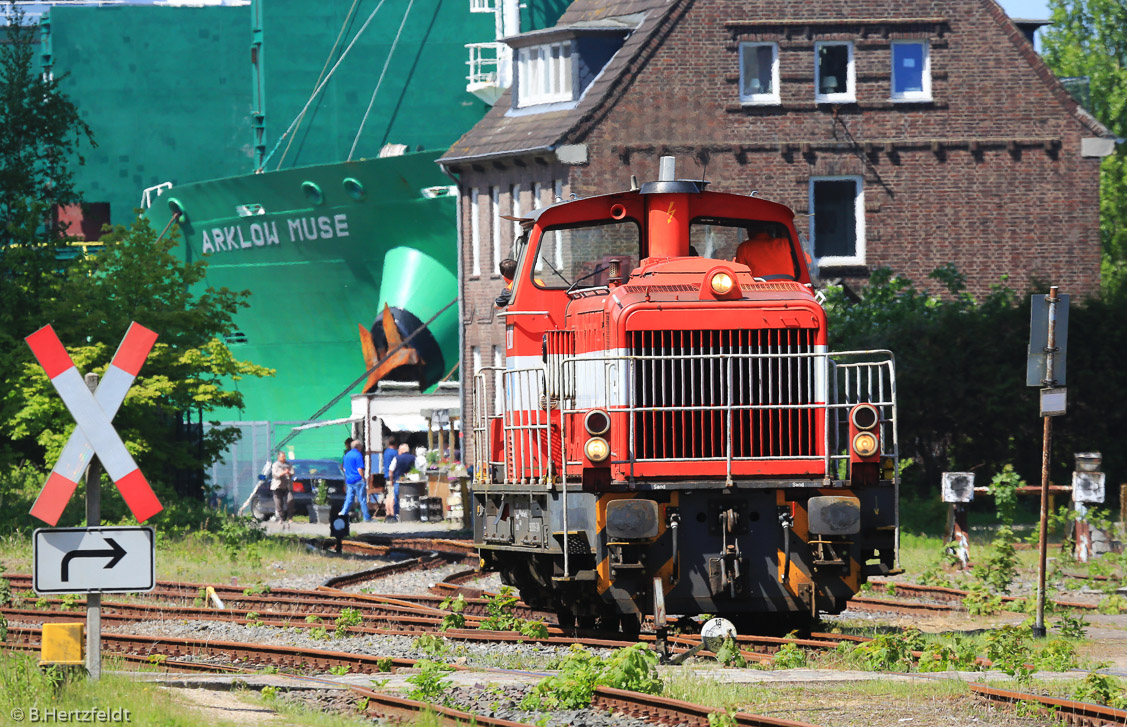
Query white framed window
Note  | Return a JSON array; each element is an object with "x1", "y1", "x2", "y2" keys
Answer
[
  {"x1": 470, "y1": 187, "x2": 481, "y2": 276},
  {"x1": 472, "y1": 346, "x2": 481, "y2": 374},
  {"x1": 738, "y1": 42, "x2": 779, "y2": 105},
  {"x1": 510, "y1": 183, "x2": 522, "y2": 244},
  {"x1": 891, "y1": 40, "x2": 930, "y2": 101},
  {"x1": 808, "y1": 176, "x2": 864, "y2": 266},
  {"x1": 469, "y1": 0, "x2": 494, "y2": 12},
  {"x1": 516, "y1": 42, "x2": 574, "y2": 107},
  {"x1": 814, "y1": 41, "x2": 855, "y2": 103},
  {"x1": 490, "y1": 187, "x2": 500, "y2": 277}
]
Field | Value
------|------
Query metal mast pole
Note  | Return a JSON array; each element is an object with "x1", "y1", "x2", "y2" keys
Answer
[
  {"x1": 1033, "y1": 285, "x2": 1059, "y2": 638},
  {"x1": 84, "y1": 372, "x2": 102, "y2": 678}
]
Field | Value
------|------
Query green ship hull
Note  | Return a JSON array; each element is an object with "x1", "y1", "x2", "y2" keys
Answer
[{"x1": 144, "y1": 151, "x2": 459, "y2": 461}]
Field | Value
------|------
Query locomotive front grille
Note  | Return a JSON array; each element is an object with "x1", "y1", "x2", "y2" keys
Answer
[{"x1": 628, "y1": 328, "x2": 820, "y2": 461}]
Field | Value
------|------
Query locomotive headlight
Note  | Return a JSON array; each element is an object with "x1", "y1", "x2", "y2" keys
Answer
[
  {"x1": 584, "y1": 437, "x2": 610, "y2": 462},
  {"x1": 852, "y1": 431, "x2": 879, "y2": 458},
  {"x1": 850, "y1": 403, "x2": 880, "y2": 431},
  {"x1": 710, "y1": 271, "x2": 734, "y2": 295},
  {"x1": 584, "y1": 409, "x2": 610, "y2": 436}
]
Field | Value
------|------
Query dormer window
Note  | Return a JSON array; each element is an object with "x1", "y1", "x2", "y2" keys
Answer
[
  {"x1": 509, "y1": 24, "x2": 631, "y2": 112},
  {"x1": 516, "y1": 42, "x2": 574, "y2": 107}
]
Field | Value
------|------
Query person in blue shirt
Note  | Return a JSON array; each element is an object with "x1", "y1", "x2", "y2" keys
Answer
[
  {"x1": 340, "y1": 438, "x2": 371, "y2": 522},
  {"x1": 382, "y1": 438, "x2": 398, "y2": 482}
]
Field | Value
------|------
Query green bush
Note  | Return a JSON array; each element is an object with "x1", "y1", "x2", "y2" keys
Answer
[
  {"x1": 985, "y1": 626, "x2": 1034, "y2": 684},
  {"x1": 520, "y1": 644, "x2": 661, "y2": 710},
  {"x1": 1072, "y1": 672, "x2": 1127, "y2": 709},
  {"x1": 406, "y1": 660, "x2": 454, "y2": 704}
]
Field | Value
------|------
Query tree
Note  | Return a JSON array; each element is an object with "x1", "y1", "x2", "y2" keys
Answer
[
  {"x1": 1, "y1": 217, "x2": 272, "y2": 521},
  {"x1": 0, "y1": 3, "x2": 94, "y2": 242},
  {"x1": 0, "y1": 2, "x2": 96, "y2": 461},
  {"x1": 1041, "y1": 0, "x2": 1127, "y2": 298}
]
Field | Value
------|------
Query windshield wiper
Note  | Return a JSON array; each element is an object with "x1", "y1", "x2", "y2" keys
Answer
[{"x1": 567, "y1": 264, "x2": 609, "y2": 295}]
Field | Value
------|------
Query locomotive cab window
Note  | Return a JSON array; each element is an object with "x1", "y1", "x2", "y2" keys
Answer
[
  {"x1": 532, "y1": 218, "x2": 641, "y2": 289},
  {"x1": 691, "y1": 218, "x2": 799, "y2": 281}
]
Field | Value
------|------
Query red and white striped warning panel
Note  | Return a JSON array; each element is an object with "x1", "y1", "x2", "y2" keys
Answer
[{"x1": 26, "y1": 323, "x2": 163, "y2": 525}]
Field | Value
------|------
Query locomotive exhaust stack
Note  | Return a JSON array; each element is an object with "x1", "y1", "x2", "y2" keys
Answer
[{"x1": 468, "y1": 162, "x2": 899, "y2": 634}]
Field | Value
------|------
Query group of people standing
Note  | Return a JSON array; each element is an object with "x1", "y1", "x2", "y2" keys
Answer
[
  {"x1": 338, "y1": 436, "x2": 417, "y2": 523},
  {"x1": 262, "y1": 436, "x2": 419, "y2": 526}
]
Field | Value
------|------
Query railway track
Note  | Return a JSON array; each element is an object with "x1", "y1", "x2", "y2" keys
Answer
[
  {"x1": 5, "y1": 626, "x2": 426, "y2": 673},
  {"x1": 853, "y1": 580, "x2": 1102, "y2": 615},
  {"x1": 970, "y1": 683, "x2": 1127, "y2": 726}
]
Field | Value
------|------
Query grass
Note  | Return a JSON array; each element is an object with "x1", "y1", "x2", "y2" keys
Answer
[{"x1": 0, "y1": 651, "x2": 244, "y2": 727}]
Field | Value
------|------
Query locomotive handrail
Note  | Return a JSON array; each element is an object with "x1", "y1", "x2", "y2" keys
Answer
[{"x1": 477, "y1": 348, "x2": 897, "y2": 575}]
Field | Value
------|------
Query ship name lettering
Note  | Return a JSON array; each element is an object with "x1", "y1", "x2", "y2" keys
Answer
[
  {"x1": 286, "y1": 214, "x2": 351, "y2": 242},
  {"x1": 202, "y1": 221, "x2": 281, "y2": 254}
]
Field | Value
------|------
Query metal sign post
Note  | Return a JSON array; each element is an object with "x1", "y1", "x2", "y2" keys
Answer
[
  {"x1": 1030, "y1": 286, "x2": 1066, "y2": 638},
  {"x1": 84, "y1": 373, "x2": 102, "y2": 680}
]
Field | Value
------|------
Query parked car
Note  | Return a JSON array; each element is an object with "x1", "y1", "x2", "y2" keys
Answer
[{"x1": 251, "y1": 459, "x2": 346, "y2": 521}]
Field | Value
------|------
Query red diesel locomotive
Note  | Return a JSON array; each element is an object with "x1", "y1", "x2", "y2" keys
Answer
[{"x1": 471, "y1": 158, "x2": 899, "y2": 632}]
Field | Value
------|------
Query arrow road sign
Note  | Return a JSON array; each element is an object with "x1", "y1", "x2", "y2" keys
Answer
[
  {"x1": 60, "y1": 537, "x2": 126, "y2": 581},
  {"x1": 34, "y1": 527, "x2": 155, "y2": 594},
  {"x1": 26, "y1": 323, "x2": 163, "y2": 524}
]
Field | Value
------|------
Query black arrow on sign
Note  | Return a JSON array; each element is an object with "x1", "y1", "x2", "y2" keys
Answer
[{"x1": 61, "y1": 537, "x2": 126, "y2": 581}]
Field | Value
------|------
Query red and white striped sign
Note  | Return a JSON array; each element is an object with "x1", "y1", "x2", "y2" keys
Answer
[{"x1": 26, "y1": 323, "x2": 163, "y2": 525}]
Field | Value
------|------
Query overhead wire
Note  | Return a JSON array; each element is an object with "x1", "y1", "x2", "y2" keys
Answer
[
  {"x1": 259, "y1": 0, "x2": 391, "y2": 170},
  {"x1": 275, "y1": 0, "x2": 362, "y2": 170},
  {"x1": 347, "y1": 0, "x2": 417, "y2": 161}
]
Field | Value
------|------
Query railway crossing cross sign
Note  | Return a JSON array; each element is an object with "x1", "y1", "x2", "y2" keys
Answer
[
  {"x1": 25, "y1": 323, "x2": 163, "y2": 525},
  {"x1": 33, "y1": 527, "x2": 155, "y2": 594}
]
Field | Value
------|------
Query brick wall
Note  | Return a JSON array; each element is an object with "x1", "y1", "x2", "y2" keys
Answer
[{"x1": 568, "y1": 0, "x2": 1103, "y2": 297}]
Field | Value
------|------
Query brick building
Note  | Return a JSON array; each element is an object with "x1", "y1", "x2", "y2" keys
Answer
[{"x1": 439, "y1": 0, "x2": 1114, "y2": 449}]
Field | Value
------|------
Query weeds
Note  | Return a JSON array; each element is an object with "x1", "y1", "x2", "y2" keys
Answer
[
  {"x1": 974, "y1": 525, "x2": 1020, "y2": 594},
  {"x1": 406, "y1": 660, "x2": 454, "y2": 703},
  {"x1": 1034, "y1": 639, "x2": 1078, "y2": 671},
  {"x1": 334, "y1": 608, "x2": 362, "y2": 638},
  {"x1": 984, "y1": 626, "x2": 1033, "y2": 684},
  {"x1": 916, "y1": 635, "x2": 980, "y2": 672},
  {"x1": 716, "y1": 638, "x2": 748, "y2": 668},
  {"x1": 1072, "y1": 672, "x2": 1127, "y2": 709},
  {"x1": 413, "y1": 633, "x2": 450, "y2": 659},
  {"x1": 476, "y1": 586, "x2": 549, "y2": 637},
  {"x1": 707, "y1": 711, "x2": 738, "y2": 727},
  {"x1": 962, "y1": 585, "x2": 1005, "y2": 616},
  {"x1": 772, "y1": 642, "x2": 807, "y2": 669},
  {"x1": 836, "y1": 630, "x2": 920, "y2": 672},
  {"x1": 328, "y1": 665, "x2": 350, "y2": 676},
  {"x1": 520, "y1": 644, "x2": 662, "y2": 710},
  {"x1": 479, "y1": 587, "x2": 523, "y2": 631},
  {"x1": 438, "y1": 594, "x2": 466, "y2": 631},
  {"x1": 1097, "y1": 594, "x2": 1127, "y2": 615}
]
